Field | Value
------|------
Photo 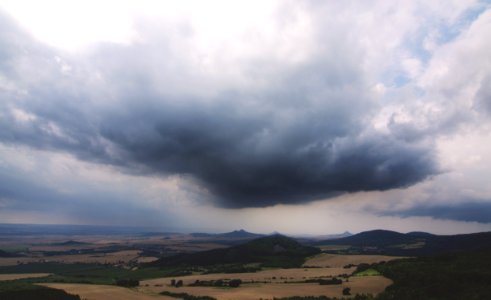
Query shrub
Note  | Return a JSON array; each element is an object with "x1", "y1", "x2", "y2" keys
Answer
[
  {"x1": 343, "y1": 287, "x2": 351, "y2": 295},
  {"x1": 229, "y1": 279, "x2": 242, "y2": 287},
  {"x1": 115, "y1": 278, "x2": 139, "y2": 287}
]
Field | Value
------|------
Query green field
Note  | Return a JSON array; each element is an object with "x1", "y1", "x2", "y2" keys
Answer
[
  {"x1": 0, "y1": 281, "x2": 81, "y2": 300},
  {"x1": 353, "y1": 268, "x2": 381, "y2": 277}
]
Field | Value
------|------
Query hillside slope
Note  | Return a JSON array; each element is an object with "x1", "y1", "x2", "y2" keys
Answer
[
  {"x1": 154, "y1": 235, "x2": 320, "y2": 268},
  {"x1": 317, "y1": 230, "x2": 491, "y2": 256}
]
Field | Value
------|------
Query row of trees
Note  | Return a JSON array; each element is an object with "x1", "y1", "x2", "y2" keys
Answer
[
  {"x1": 171, "y1": 278, "x2": 242, "y2": 288},
  {"x1": 305, "y1": 277, "x2": 343, "y2": 285},
  {"x1": 170, "y1": 279, "x2": 183, "y2": 287}
]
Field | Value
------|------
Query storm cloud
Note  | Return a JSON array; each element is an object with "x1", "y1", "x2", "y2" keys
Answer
[
  {"x1": 390, "y1": 201, "x2": 491, "y2": 223},
  {"x1": 0, "y1": 8, "x2": 444, "y2": 208},
  {"x1": 101, "y1": 108, "x2": 437, "y2": 207}
]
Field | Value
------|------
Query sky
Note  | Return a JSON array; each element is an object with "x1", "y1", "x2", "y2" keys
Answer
[{"x1": 1, "y1": 0, "x2": 491, "y2": 235}]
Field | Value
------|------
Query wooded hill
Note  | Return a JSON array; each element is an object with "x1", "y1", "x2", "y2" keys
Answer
[
  {"x1": 316, "y1": 229, "x2": 491, "y2": 256},
  {"x1": 153, "y1": 234, "x2": 320, "y2": 268}
]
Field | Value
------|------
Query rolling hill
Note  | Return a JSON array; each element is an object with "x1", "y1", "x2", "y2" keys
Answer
[
  {"x1": 153, "y1": 234, "x2": 320, "y2": 268},
  {"x1": 316, "y1": 229, "x2": 491, "y2": 256},
  {"x1": 190, "y1": 229, "x2": 264, "y2": 239}
]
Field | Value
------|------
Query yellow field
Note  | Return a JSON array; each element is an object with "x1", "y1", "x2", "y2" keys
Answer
[
  {"x1": 141, "y1": 276, "x2": 391, "y2": 300},
  {"x1": 30, "y1": 253, "x2": 395, "y2": 299},
  {"x1": 304, "y1": 253, "x2": 405, "y2": 268},
  {"x1": 143, "y1": 266, "x2": 355, "y2": 287},
  {"x1": 136, "y1": 256, "x2": 159, "y2": 263},
  {"x1": 37, "y1": 254, "x2": 395, "y2": 299},
  {"x1": 0, "y1": 273, "x2": 50, "y2": 281},
  {"x1": 40, "y1": 283, "x2": 175, "y2": 300},
  {"x1": 42, "y1": 275, "x2": 391, "y2": 300},
  {"x1": 138, "y1": 258, "x2": 393, "y2": 299}
]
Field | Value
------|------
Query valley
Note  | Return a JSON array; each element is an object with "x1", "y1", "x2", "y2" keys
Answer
[{"x1": 1, "y1": 224, "x2": 490, "y2": 300}]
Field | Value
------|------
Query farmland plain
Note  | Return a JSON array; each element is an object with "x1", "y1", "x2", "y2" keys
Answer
[{"x1": 2, "y1": 225, "x2": 490, "y2": 300}]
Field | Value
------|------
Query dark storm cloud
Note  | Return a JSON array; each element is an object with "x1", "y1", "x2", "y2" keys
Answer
[
  {"x1": 0, "y1": 11, "x2": 439, "y2": 208},
  {"x1": 389, "y1": 202, "x2": 491, "y2": 223},
  {"x1": 100, "y1": 105, "x2": 437, "y2": 207}
]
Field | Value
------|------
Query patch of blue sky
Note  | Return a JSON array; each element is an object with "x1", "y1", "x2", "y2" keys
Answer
[
  {"x1": 378, "y1": 69, "x2": 410, "y2": 90},
  {"x1": 421, "y1": 2, "x2": 488, "y2": 51},
  {"x1": 392, "y1": 73, "x2": 411, "y2": 87},
  {"x1": 438, "y1": 2, "x2": 489, "y2": 43},
  {"x1": 380, "y1": 3, "x2": 489, "y2": 89}
]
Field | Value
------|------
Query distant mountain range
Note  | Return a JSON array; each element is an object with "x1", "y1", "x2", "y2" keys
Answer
[
  {"x1": 53, "y1": 240, "x2": 90, "y2": 246},
  {"x1": 297, "y1": 231, "x2": 352, "y2": 240},
  {"x1": 190, "y1": 229, "x2": 264, "y2": 239},
  {"x1": 315, "y1": 229, "x2": 491, "y2": 256},
  {"x1": 152, "y1": 229, "x2": 491, "y2": 269},
  {"x1": 322, "y1": 231, "x2": 353, "y2": 239}
]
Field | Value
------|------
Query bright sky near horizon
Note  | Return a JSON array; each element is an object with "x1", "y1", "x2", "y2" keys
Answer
[{"x1": 1, "y1": 0, "x2": 491, "y2": 234}]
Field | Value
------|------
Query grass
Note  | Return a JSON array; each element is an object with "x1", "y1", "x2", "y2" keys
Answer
[
  {"x1": 0, "y1": 280, "x2": 81, "y2": 300},
  {"x1": 0, "y1": 245, "x2": 29, "y2": 253},
  {"x1": 353, "y1": 268, "x2": 381, "y2": 277}
]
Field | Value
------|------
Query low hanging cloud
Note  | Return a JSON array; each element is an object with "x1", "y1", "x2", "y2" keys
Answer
[
  {"x1": 388, "y1": 201, "x2": 491, "y2": 223},
  {"x1": 0, "y1": 5, "x2": 443, "y2": 208},
  {"x1": 100, "y1": 107, "x2": 437, "y2": 207}
]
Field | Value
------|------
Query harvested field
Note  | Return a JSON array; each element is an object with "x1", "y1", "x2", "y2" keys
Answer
[
  {"x1": 348, "y1": 276, "x2": 392, "y2": 294},
  {"x1": 0, "y1": 273, "x2": 50, "y2": 281},
  {"x1": 142, "y1": 267, "x2": 355, "y2": 287},
  {"x1": 35, "y1": 254, "x2": 396, "y2": 300},
  {"x1": 304, "y1": 253, "x2": 405, "y2": 268},
  {"x1": 41, "y1": 269, "x2": 392, "y2": 300},
  {"x1": 40, "y1": 283, "x2": 175, "y2": 300},
  {"x1": 153, "y1": 283, "x2": 349, "y2": 299},
  {"x1": 137, "y1": 255, "x2": 395, "y2": 299},
  {"x1": 318, "y1": 245, "x2": 351, "y2": 251},
  {"x1": 140, "y1": 276, "x2": 392, "y2": 300},
  {"x1": 136, "y1": 256, "x2": 159, "y2": 263}
]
